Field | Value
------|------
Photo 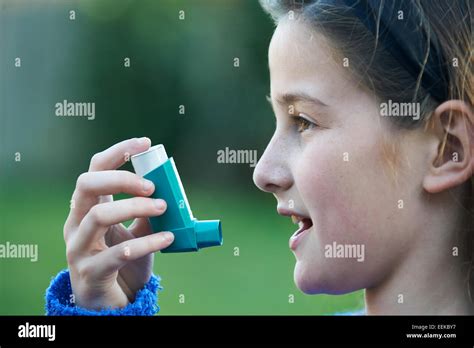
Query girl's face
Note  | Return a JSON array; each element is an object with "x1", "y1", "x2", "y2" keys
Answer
[{"x1": 253, "y1": 19, "x2": 433, "y2": 294}]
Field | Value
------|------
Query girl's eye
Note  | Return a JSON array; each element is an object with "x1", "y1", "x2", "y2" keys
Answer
[{"x1": 292, "y1": 114, "x2": 316, "y2": 133}]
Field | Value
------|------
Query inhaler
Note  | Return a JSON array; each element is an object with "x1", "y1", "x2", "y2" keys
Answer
[{"x1": 131, "y1": 144, "x2": 223, "y2": 253}]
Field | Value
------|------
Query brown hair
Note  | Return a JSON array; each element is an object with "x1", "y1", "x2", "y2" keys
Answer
[{"x1": 260, "y1": 0, "x2": 473, "y2": 298}]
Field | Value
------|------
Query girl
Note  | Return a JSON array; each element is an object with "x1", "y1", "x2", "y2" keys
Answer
[{"x1": 46, "y1": 0, "x2": 473, "y2": 315}]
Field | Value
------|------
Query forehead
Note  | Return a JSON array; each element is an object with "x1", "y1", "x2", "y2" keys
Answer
[
  {"x1": 269, "y1": 19, "x2": 334, "y2": 71},
  {"x1": 268, "y1": 19, "x2": 351, "y2": 104}
]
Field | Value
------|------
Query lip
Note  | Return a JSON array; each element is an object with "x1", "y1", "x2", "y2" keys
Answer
[
  {"x1": 277, "y1": 207, "x2": 313, "y2": 251},
  {"x1": 277, "y1": 207, "x2": 308, "y2": 219},
  {"x1": 289, "y1": 225, "x2": 311, "y2": 250}
]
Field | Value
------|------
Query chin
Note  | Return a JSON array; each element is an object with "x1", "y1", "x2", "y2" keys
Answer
[
  {"x1": 293, "y1": 261, "x2": 326, "y2": 294},
  {"x1": 294, "y1": 260, "x2": 361, "y2": 295}
]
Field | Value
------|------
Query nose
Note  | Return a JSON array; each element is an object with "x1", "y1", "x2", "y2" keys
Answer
[{"x1": 253, "y1": 133, "x2": 293, "y2": 194}]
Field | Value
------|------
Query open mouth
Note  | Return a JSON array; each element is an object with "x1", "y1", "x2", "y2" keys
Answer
[
  {"x1": 291, "y1": 215, "x2": 313, "y2": 237},
  {"x1": 277, "y1": 208, "x2": 313, "y2": 250}
]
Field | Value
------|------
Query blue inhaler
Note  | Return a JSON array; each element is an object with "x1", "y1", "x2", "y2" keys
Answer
[{"x1": 131, "y1": 144, "x2": 223, "y2": 253}]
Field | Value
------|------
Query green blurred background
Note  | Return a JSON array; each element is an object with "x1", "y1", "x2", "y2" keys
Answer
[{"x1": 0, "y1": 0, "x2": 363, "y2": 315}]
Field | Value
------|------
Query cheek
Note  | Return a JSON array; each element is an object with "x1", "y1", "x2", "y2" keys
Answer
[
  {"x1": 292, "y1": 131, "x2": 405, "y2": 292},
  {"x1": 295, "y1": 134, "x2": 374, "y2": 243}
]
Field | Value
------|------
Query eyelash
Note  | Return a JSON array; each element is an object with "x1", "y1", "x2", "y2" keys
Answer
[{"x1": 291, "y1": 114, "x2": 317, "y2": 133}]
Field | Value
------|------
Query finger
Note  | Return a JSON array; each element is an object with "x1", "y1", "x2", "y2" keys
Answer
[
  {"x1": 69, "y1": 170, "x2": 155, "y2": 225},
  {"x1": 75, "y1": 171, "x2": 154, "y2": 198},
  {"x1": 128, "y1": 217, "x2": 153, "y2": 238},
  {"x1": 89, "y1": 232, "x2": 174, "y2": 276},
  {"x1": 65, "y1": 137, "x2": 152, "y2": 230},
  {"x1": 89, "y1": 137, "x2": 151, "y2": 172},
  {"x1": 76, "y1": 197, "x2": 167, "y2": 252}
]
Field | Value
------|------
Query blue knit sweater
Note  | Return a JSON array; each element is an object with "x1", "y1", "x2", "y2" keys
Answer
[{"x1": 45, "y1": 269, "x2": 161, "y2": 316}]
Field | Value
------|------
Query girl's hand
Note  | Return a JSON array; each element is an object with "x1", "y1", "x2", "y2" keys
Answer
[{"x1": 63, "y1": 137, "x2": 174, "y2": 310}]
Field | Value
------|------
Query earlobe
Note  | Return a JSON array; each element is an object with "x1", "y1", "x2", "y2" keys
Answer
[{"x1": 422, "y1": 100, "x2": 474, "y2": 194}]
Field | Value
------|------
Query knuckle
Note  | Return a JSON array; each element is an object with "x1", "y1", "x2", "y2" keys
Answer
[
  {"x1": 87, "y1": 204, "x2": 104, "y2": 226},
  {"x1": 75, "y1": 172, "x2": 90, "y2": 191},
  {"x1": 77, "y1": 262, "x2": 95, "y2": 280},
  {"x1": 150, "y1": 236, "x2": 164, "y2": 250},
  {"x1": 89, "y1": 152, "x2": 103, "y2": 169},
  {"x1": 65, "y1": 243, "x2": 79, "y2": 265},
  {"x1": 63, "y1": 221, "x2": 71, "y2": 242},
  {"x1": 123, "y1": 171, "x2": 138, "y2": 191},
  {"x1": 131, "y1": 196, "x2": 146, "y2": 210}
]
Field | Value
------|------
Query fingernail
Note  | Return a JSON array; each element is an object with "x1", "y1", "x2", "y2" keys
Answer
[
  {"x1": 162, "y1": 232, "x2": 174, "y2": 242},
  {"x1": 153, "y1": 199, "x2": 166, "y2": 211},
  {"x1": 142, "y1": 179, "x2": 154, "y2": 192},
  {"x1": 138, "y1": 137, "x2": 150, "y2": 145}
]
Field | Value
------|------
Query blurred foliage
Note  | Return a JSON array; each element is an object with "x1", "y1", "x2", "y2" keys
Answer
[{"x1": 1, "y1": 0, "x2": 275, "y2": 185}]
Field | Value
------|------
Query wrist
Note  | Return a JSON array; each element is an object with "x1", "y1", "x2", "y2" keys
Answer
[{"x1": 45, "y1": 269, "x2": 162, "y2": 316}]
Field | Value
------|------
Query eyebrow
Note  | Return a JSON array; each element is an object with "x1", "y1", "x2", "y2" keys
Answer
[{"x1": 267, "y1": 92, "x2": 328, "y2": 108}]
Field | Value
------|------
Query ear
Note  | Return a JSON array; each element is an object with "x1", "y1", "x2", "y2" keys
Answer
[{"x1": 423, "y1": 100, "x2": 474, "y2": 194}]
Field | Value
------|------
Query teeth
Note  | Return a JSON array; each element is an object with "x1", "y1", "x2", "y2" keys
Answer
[{"x1": 291, "y1": 215, "x2": 299, "y2": 224}]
